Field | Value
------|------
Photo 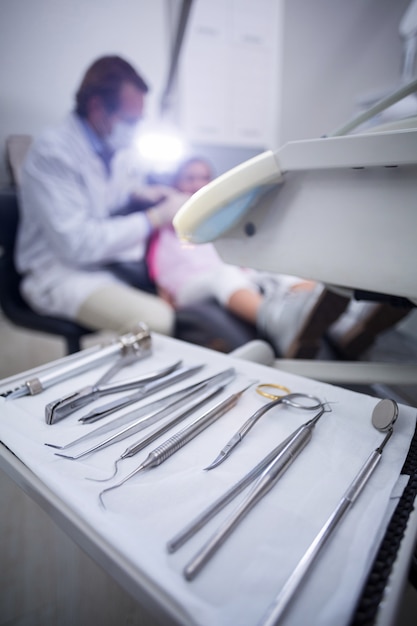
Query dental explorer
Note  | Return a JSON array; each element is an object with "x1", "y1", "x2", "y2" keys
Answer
[
  {"x1": 258, "y1": 399, "x2": 399, "y2": 626},
  {"x1": 3, "y1": 323, "x2": 151, "y2": 399},
  {"x1": 87, "y1": 381, "x2": 229, "y2": 482},
  {"x1": 183, "y1": 404, "x2": 327, "y2": 581},
  {"x1": 98, "y1": 383, "x2": 253, "y2": 507}
]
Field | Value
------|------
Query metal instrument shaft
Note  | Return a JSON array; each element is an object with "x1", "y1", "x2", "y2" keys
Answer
[
  {"x1": 45, "y1": 359, "x2": 179, "y2": 424},
  {"x1": 167, "y1": 430, "x2": 296, "y2": 553},
  {"x1": 45, "y1": 368, "x2": 235, "y2": 452},
  {"x1": 259, "y1": 427, "x2": 394, "y2": 626},
  {"x1": 78, "y1": 363, "x2": 203, "y2": 423},
  {"x1": 206, "y1": 392, "x2": 322, "y2": 470},
  {"x1": 87, "y1": 382, "x2": 226, "y2": 481},
  {"x1": 183, "y1": 407, "x2": 326, "y2": 581},
  {"x1": 99, "y1": 383, "x2": 252, "y2": 506},
  {"x1": 259, "y1": 399, "x2": 398, "y2": 626},
  {"x1": 53, "y1": 366, "x2": 210, "y2": 461}
]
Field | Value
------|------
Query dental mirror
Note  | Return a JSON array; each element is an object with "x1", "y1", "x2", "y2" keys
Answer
[{"x1": 371, "y1": 398, "x2": 399, "y2": 432}]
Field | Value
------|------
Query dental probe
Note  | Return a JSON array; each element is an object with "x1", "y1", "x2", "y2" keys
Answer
[
  {"x1": 183, "y1": 406, "x2": 327, "y2": 581},
  {"x1": 87, "y1": 382, "x2": 226, "y2": 482},
  {"x1": 55, "y1": 379, "x2": 218, "y2": 461},
  {"x1": 258, "y1": 398, "x2": 399, "y2": 626},
  {"x1": 98, "y1": 383, "x2": 253, "y2": 507}
]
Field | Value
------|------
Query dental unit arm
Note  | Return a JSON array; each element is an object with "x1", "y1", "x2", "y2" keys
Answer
[
  {"x1": 173, "y1": 77, "x2": 417, "y2": 384},
  {"x1": 174, "y1": 125, "x2": 417, "y2": 306},
  {"x1": 400, "y1": 0, "x2": 417, "y2": 82},
  {"x1": 173, "y1": 1, "x2": 417, "y2": 305}
]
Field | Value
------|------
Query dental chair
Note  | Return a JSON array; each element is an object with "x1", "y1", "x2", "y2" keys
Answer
[
  {"x1": 1, "y1": 135, "x2": 257, "y2": 356},
  {"x1": 0, "y1": 185, "x2": 258, "y2": 355},
  {"x1": 0, "y1": 188, "x2": 95, "y2": 354}
]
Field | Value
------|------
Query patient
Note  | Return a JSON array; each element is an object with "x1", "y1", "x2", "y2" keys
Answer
[{"x1": 146, "y1": 157, "x2": 349, "y2": 357}]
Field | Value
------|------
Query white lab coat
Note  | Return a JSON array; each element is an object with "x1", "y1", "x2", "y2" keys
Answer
[{"x1": 16, "y1": 113, "x2": 151, "y2": 319}]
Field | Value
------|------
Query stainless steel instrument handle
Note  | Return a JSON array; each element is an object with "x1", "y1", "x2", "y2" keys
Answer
[
  {"x1": 79, "y1": 364, "x2": 204, "y2": 424},
  {"x1": 167, "y1": 432, "x2": 295, "y2": 554},
  {"x1": 147, "y1": 394, "x2": 239, "y2": 467},
  {"x1": 183, "y1": 420, "x2": 318, "y2": 581},
  {"x1": 259, "y1": 429, "x2": 393, "y2": 626},
  {"x1": 124, "y1": 384, "x2": 225, "y2": 458}
]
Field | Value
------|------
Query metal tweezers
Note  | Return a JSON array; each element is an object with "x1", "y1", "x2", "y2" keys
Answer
[
  {"x1": 46, "y1": 369, "x2": 236, "y2": 460},
  {"x1": 45, "y1": 358, "x2": 182, "y2": 424},
  {"x1": 76, "y1": 363, "x2": 205, "y2": 424}
]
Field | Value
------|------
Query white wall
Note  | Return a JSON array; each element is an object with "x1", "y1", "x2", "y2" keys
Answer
[
  {"x1": 178, "y1": 0, "x2": 283, "y2": 149},
  {"x1": 0, "y1": 0, "x2": 411, "y2": 185},
  {"x1": 279, "y1": 0, "x2": 410, "y2": 142},
  {"x1": 0, "y1": 0, "x2": 170, "y2": 186}
]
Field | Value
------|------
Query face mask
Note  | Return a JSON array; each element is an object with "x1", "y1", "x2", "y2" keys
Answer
[{"x1": 106, "y1": 120, "x2": 139, "y2": 152}]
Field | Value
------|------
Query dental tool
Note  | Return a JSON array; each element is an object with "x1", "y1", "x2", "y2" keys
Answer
[
  {"x1": 259, "y1": 399, "x2": 399, "y2": 626},
  {"x1": 98, "y1": 383, "x2": 253, "y2": 507},
  {"x1": 183, "y1": 405, "x2": 328, "y2": 581},
  {"x1": 2, "y1": 323, "x2": 151, "y2": 399},
  {"x1": 54, "y1": 379, "x2": 213, "y2": 462},
  {"x1": 87, "y1": 381, "x2": 228, "y2": 482},
  {"x1": 167, "y1": 430, "x2": 298, "y2": 554},
  {"x1": 45, "y1": 359, "x2": 181, "y2": 424},
  {"x1": 45, "y1": 368, "x2": 235, "y2": 452},
  {"x1": 52, "y1": 367, "x2": 213, "y2": 460},
  {"x1": 205, "y1": 392, "x2": 323, "y2": 470},
  {"x1": 77, "y1": 363, "x2": 204, "y2": 424}
]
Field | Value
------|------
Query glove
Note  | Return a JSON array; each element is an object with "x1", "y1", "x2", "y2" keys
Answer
[
  {"x1": 146, "y1": 191, "x2": 190, "y2": 228},
  {"x1": 131, "y1": 184, "x2": 173, "y2": 205}
]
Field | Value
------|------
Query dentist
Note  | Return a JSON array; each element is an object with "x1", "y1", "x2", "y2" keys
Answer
[{"x1": 16, "y1": 56, "x2": 185, "y2": 335}]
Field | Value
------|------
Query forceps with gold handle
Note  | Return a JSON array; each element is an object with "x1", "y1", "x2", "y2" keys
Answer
[{"x1": 205, "y1": 387, "x2": 323, "y2": 470}]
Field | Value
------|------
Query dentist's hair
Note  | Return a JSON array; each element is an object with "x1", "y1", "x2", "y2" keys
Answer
[{"x1": 75, "y1": 55, "x2": 149, "y2": 117}]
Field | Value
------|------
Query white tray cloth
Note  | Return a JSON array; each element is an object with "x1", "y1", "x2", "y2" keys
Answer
[{"x1": 0, "y1": 334, "x2": 416, "y2": 626}]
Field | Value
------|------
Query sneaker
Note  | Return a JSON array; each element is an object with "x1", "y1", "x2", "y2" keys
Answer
[
  {"x1": 327, "y1": 301, "x2": 412, "y2": 359},
  {"x1": 257, "y1": 285, "x2": 350, "y2": 358}
]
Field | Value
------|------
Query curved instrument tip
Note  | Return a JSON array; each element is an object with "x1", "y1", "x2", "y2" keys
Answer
[{"x1": 203, "y1": 452, "x2": 227, "y2": 471}]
